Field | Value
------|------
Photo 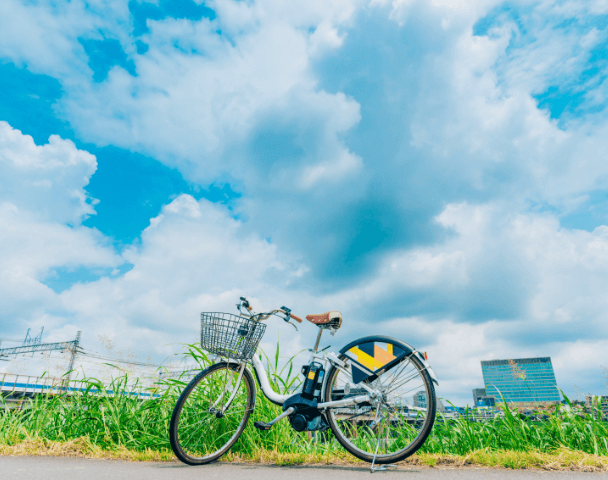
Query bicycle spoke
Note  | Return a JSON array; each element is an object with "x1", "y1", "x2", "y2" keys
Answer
[
  {"x1": 325, "y1": 349, "x2": 436, "y2": 463},
  {"x1": 384, "y1": 370, "x2": 424, "y2": 395},
  {"x1": 170, "y1": 364, "x2": 254, "y2": 463},
  {"x1": 382, "y1": 359, "x2": 413, "y2": 389}
]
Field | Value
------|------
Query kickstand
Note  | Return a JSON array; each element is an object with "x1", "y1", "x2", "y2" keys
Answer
[
  {"x1": 370, "y1": 438, "x2": 392, "y2": 472},
  {"x1": 370, "y1": 405, "x2": 395, "y2": 473}
]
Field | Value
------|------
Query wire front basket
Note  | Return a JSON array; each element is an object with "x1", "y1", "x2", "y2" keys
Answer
[{"x1": 200, "y1": 312, "x2": 267, "y2": 361}]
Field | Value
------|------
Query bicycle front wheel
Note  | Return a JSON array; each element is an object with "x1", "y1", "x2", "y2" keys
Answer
[
  {"x1": 169, "y1": 362, "x2": 255, "y2": 465},
  {"x1": 324, "y1": 342, "x2": 436, "y2": 464}
]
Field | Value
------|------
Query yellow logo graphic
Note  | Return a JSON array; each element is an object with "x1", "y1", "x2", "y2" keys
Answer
[{"x1": 347, "y1": 343, "x2": 395, "y2": 372}]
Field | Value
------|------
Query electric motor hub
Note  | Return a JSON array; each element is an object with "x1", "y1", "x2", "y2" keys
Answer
[{"x1": 289, "y1": 414, "x2": 308, "y2": 432}]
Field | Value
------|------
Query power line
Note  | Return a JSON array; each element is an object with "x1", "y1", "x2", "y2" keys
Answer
[
  {"x1": 1, "y1": 330, "x2": 178, "y2": 375},
  {"x1": 0, "y1": 339, "x2": 78, "y2": 357},
  {"x1": 0, "y1": 346, "x2": 163, "y2": 369},
  {"x1": 77, "y1": 349, "x2": 162, "y2": 368}
]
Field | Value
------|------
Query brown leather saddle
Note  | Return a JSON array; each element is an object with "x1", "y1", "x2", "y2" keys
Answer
[{"x1": 305, "y1": 311, "x2": 343, "y2": 330}]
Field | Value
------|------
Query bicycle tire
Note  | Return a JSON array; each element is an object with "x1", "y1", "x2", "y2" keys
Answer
[
  {"x1": 170, "y1": 362, "x2": 256, "y2": 465},
  {"x1": 323, "y1": 338, "x2": 436, "y2": 464}
]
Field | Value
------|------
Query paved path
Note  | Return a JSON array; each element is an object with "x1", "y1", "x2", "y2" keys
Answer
[{"x1": 1, "y1": 456, "x2": 606, "y2": 479}]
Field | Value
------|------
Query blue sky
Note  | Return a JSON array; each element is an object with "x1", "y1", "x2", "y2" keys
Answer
[{"x1": 1, "y1": 0, "x2": 608, "y2": 404}]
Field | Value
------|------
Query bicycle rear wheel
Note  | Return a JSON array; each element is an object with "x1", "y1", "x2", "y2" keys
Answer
[
  {"x1": 324, "y1": 339, "x2": 436, "y2": 464},
  {"x1": 170, "y1": 362, "x2": 255, "y2": 465}
]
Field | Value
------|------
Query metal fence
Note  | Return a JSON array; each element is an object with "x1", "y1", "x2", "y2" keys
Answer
[
  {"x1": 0, "y1": 373, "x2": 160, "y2": 409},
  {"x1": 0, "y1": 373, "x2": 87, "y2": 397}
]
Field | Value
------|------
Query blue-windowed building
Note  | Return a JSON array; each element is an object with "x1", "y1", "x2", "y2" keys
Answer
[{"x1": 481, "y1": 357, "x2": 561, "y2": 405}]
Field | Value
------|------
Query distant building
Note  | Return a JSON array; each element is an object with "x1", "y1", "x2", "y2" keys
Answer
[
  {"x1": 413, "y1": 391, "x2": 446, "y2": 412},
  {"x1": 472, "y1": 388, "x2": 485, "y2": 405},
  {"x1": 585, "y1": 396, "x2": 608, "y2": 419},
  {"x1": 479, "y1": 396, "x2": 496, "y2": 407},
  {"x1": 472, "y1": 388, "x2": 496, "y2": 407},
  {"x1": 481, "y1": 357, "x2": 560, "y2": 405},
  {"x1": 413, "y1": 391, "x2": 427, "y2": 409}
]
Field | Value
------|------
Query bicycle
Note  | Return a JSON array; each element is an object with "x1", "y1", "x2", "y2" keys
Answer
[{"x1": 169, "y1": 297, "x2": 438, "y2": 470}]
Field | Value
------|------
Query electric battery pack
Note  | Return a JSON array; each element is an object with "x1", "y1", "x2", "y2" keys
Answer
[{"x1": 302, "y1": 362, "x2": 324, "y2": 400}]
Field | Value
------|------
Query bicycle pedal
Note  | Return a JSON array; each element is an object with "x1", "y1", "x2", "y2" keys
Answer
[
  {"x1": 253, "y1": 421, "x2": 273, "y2": 430},
  {"x1": 253, "y1": 421, "x2": 273, "y2": 431}
]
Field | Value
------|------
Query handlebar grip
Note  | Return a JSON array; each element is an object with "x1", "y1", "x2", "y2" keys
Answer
[{"x1": 290, "y1": 314, "x2": 303, "y2": 323}]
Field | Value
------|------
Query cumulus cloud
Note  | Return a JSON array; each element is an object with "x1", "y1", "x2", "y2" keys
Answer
[
  {"x1": 0, "y1": 122, "x2": 120, "y2": 335},
  {"x1": 337, "y1": 200, "x2": 608, "y2": 332},
  {"x1": 61, "y1": 11, "x2": 364, "y2": 184},
  {"x1": 0, "y1": 0, "x2": 129, "y2": 77},
  {"x1": 2, "y1": 0, "x2": 608, "y2": 402},
  {"x1": 0, "y1": 0, "x2": 371, "y2": 282},
  {"x1": 57, "y1": 195, "x2": 306, "y2": 355},
  {"x1": 32, "y1": 197, "x2": 607, "y2": 402},
  {"x1": 0, "y1": 121, "x2": 97, "y2": 224},
  {"x1": 316, "y1": 201, "x2": 608, "y2": 402}
]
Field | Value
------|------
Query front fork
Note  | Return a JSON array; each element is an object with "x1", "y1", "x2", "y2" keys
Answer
[{"x1": 210, "y1": 361, "x2": 247, "y2": 417}]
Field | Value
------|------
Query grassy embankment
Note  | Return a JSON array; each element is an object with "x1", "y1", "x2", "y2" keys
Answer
[{"x1": 1, "y1": 345, "x2": 607, "y2": 471}]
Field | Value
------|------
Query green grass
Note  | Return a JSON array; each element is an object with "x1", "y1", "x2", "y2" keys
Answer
[
  {"x1": 1, "y1": 344, "x2": 607, "y2": 470},
  {"x1": 423, "y1": 400, "x2": 608, "y2": 456}
]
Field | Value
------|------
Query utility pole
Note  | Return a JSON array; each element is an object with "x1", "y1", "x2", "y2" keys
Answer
[
  {"x1": 22, "y1": 328, "x2": 31, "y2": 345},
  {"x1": 65, "y1": 331, "x2": 81, "y2": 388},
  {"x1": 0, "y1": 330, "x2": 83, "y2": 376}
]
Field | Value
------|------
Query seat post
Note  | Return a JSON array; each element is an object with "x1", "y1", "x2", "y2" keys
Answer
[{"x1": 312, "y1": 328, "x2": 323, "y2": 353}]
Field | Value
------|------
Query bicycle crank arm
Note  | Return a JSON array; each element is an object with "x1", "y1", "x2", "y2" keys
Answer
[
  {"x1": 318, "y1": 394, "x2": 370, "y2": 410},
  {"x1": 254, "y1": 406, "x2": 296, "y2": 431}
]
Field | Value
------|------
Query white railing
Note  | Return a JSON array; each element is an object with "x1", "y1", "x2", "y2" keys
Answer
[
  {"x1": 0, "y1": 373, "x2": 86, "y2": 396},
  {"x1": 0, "y1": 373, "x2": 159, "y2": 399}
]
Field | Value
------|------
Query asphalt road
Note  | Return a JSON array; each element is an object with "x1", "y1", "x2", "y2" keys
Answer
[{"x1": 1, "y1": 456, "x2": 606, "y2": 479}]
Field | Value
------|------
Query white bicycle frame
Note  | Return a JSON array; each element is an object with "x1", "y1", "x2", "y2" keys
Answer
[
  {"x1": 225, "y1": 301, "x2": 438, "y2": 414},
  {"x1": 249, "y1": 347, "x2": 378, "y2": 410},
  {"x1": 215, "y1": 335, "x2": 435, "y2": 420}
]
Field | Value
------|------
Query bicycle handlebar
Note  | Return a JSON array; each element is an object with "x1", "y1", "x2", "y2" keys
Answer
[
  {"x1": 239, "y1": 298, "x2": 302, "y2": 324},
  {"x1": 251, "y1": 308, "x2": 302, "y2": 324}
]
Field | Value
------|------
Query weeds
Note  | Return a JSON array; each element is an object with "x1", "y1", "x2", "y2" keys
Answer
[{"x1": 423, "y1": 395, "x2": 608, "y2": 456}]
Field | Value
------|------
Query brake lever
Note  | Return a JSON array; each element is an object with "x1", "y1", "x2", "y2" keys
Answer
[
  {"x1": 240, "y1": 296, "x2": 252, "y2": 311},
  {"x1": 286, "y1": 320, "x2": 298, "y2": 331}
]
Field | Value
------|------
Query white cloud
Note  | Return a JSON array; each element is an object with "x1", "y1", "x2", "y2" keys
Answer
[
  {"x1": 3, "y1": 0, "x2": 608, "y2": 403},
  {"x1": 0, "y1": 0, "x2": 365, "y2": 186},
  {"x1": 0, "y1": 121, "x2": 97, "y2": 224},
  {"x1": 4, "y1": 0, "x2": 608, "y2": 222},
  {"x1": 0, "y1": 0, "x2": 129, "y2": 77},
  {"x1": 60, "y1": 16, "x2": 363, "y2": 187},
  {"x1": 398, "y1": 5, "x2": 608, "y2": 215},
  {"x1": 308, "y1": 20, "x2": 346, "y2": 57},
  {"x1": 4, "y1": 182, "x2": 608, "y2": 402},
  {"x1": 300, "y1": 149, "x2": 362, "y2": 188},
  {"x1": 0, "y1": 122, "x2": 120, "y2": 334},
  {"x1": 339, "y1": 201, "x2": 608, "y2": 326},
  {"x1": 332, "y1": 202, "x2": 608, "y2": 401},
  {"x1": 57, "y1": 195, "x2": 308, "y2": 357}
]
